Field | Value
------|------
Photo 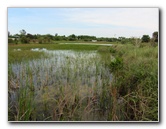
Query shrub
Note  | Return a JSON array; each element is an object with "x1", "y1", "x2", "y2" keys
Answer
[
  {"x1": 141, "y1": 35, "x2": 150, "y2": 43},
  {"x1": 110, "y1": 47, "x2": 116, "y2": 53},
  {"x1": 109, "y1": 57, "x2": 123, "y2": 72}
]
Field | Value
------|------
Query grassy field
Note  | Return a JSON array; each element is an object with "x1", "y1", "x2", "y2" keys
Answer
[
  {"x1": 8, "y1": 42, "x2": 158, "y2": 121},
  {"x1": 8, "y1": 43, "x2": 101, "y2": 50},
  {"x1": 8, "y1": 43, "x2": 101, "y2": 63}
]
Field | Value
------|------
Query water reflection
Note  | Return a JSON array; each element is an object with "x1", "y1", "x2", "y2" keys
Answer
[{"x1": 9, "y1": 50, "x2": 112, "y2": 90}]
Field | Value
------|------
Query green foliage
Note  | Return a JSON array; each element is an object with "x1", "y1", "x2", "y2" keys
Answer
[
  {"x1": 118, "y1": 37, "x2": 127, "y2": 44},
  {"x1": 8, "y1": 38, "x2": 14, "y2": 44},
  {"x1": 109, "y1": 47, "x2": 116, "y2": 53},
  {"x1": 141, "y1": 35, "x2": 150, "y2": 43},
  {"x1": 78, "y1": 35, "x2": 96, "y2": 41},
  {"x1": 8, "y1": 40, "x2": 158, "y2": 121},
  {"x1": 97, "y1": 46, "x2": 110, "y2": 53},
  {"x1": 19, "y1": 29, "x2": 26, "y2": 36},
  {"x1": 109, "y1": 44, "x2": 158, "y2": 121},
  {"x1": 109, "y1": 57, "x2": 123, "y2": 72},
  {"x1": 8, "y1": 49, "x2": 111, "y2": 121},
  {"x1": 8, "y1": 50, "x2": 47, "y2": 63},
  {"x1": 68, "y1": 34, "x2": 77, "y2": 41},
  {"x1": 152, "y1": 31, "x2": 158, "y2": 42},
  {"x1": 121, "y1": 39, "x2": 126, "y2": 44},
  {"x1": 20, "y1": 36, "x2": 30, "y2": 44},
  {"x1": 8, "y1": 43, "x2": 100, "y2": 52},
  {"x1": 8, "y1": 38, "x2": 19, "y2": 44}
]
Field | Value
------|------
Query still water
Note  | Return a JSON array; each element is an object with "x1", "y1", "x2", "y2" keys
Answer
[{"x1": 9, "y1": 49, "x2": 112, "y2": 89}]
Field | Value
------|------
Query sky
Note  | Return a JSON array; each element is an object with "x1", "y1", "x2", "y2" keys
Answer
[{"x1": 8, "y1": 8, "x2": 159, "y2": 38}]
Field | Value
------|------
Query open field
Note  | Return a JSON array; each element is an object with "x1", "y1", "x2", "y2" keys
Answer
[{"x1": 8, "y1": 42, "x2": 158, "y2": 121}]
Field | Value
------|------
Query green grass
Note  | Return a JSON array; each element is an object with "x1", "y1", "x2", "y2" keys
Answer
[
  {"x1": 8, "y1": 42, "x2": 158, "y2": 121},
  {"x1": 8, "y1": 43, "x2": 111, "y2": 63},
  {"x1": 8, "y1": 43, "x2": 102, "y2": 51},
  {"x1": 8, "y1": 49, "x2": 111, "y2": 121},
  {"x1": 108, "y1": 43, "x2": 158, "y2": 121},
  {"x1": 8, "y1": 50, "x2": 47, "y2": 64}
]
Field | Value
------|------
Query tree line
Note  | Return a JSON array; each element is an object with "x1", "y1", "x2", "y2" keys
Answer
[{"x1": 8, "y1": 29, "x2": 158, "y2": 44}]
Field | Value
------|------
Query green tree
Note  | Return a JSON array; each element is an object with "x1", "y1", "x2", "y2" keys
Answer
[
  {"x1": 20, "y1": 36, "x2": 30, "y2": 44},
  {"x1": 141, "y1": 35, "x2": 150, "y2": 42},
  {"x1": 38, "y1": 37, "x2": 44, "y2": 44},
  {"x1": 19, "y1": 29, "x2": 26, "y2": 36},
  {"x1": 26, "y1": 33, "x2": 34, "y2": 39},
  {"x1": 68, "y1": 34, "x2": 77, "y2": 41},
  {"x1": 55, "y1": 33, "x2": 58, "y2": 37},
  {"x1": 152, "y1": 31, "x2": 158, "y2": 42},
  {"x1": 19, "y1": 29, "x2": 28, "y2": 43},
  {"x1": 8, "y1": 31, "x2": 10, "y2": 37},
  {"x1": 119, "y1": 37, "x2": 126, "y2": 44}
]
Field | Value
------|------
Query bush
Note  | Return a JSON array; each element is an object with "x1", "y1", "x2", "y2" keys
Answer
[
  {"x1": 110, "y1": 47, "x2": 116, "y2": 53},
  {"x1": 20, "y1": 36, "x2": 30, "y2": 44},
  {"x1": 109, "y1": 57, "x2": 123, "y2": 72},
  {"x1": 8, "y1": 38, "x2": 14, "y2": 44},
  {"x1": 109, "y1": 44, "x2": 158, "y2": 121},
  {"x1": 141, "y1": 35, "x2": 150, "y2": 43}
]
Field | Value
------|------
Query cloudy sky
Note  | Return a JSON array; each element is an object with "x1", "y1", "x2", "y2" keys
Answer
[{"x1": 8, "y1": 8, "x2": 159, "y2": 38}]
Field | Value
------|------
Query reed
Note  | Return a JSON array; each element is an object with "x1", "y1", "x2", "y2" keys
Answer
[
  {"x1": 108, "y1": 43, "x2": 158, "y2": 121},
  {"x1": 8, "y1": 43, "x2": 158, "y2": 121}
]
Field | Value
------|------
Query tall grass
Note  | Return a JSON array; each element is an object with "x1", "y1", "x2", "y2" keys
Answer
[
  {"x1": 8, "y1": 50, "x2": 47, "y2": 64},
  {"x1": 8, "y1": 50, "x2": 112, "y2": 121},
  {"x1": 108, "y1": 44, "x2": 158, "y2": 121},
  {"x1": 8, "y1": 43, "x2": 158, "y2": 121}
]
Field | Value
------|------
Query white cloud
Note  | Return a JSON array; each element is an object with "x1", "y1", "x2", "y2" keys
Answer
[
  {"x1": 46, "y1": 8, "x2": 158, "y2": 38},
  {"x1": 8, "y1": 8, "x2": 159, "y2": 37},
  {"x1": 63, "y1": 8, "x2": 158, "y2": 31}
]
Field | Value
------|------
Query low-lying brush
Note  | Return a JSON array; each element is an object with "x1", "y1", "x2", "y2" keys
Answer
[{"x1": 108, "y1": 43, "x2": 158, "y2": 121}]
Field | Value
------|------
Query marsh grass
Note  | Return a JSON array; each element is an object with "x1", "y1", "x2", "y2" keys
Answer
[
  {"x1": 8, "y1": 43, "x2": 158, "y2": 121},
  {"x1": 8, "y1": 49, "x2": 112, "y2": 121},
  {"x1": 8, "y1": 43, "x2": 100, "y2": 51},
  {"x1": 108, "y1": 43, "x2": 158, "y2": 121},
  {"x1": 8, "y1": 50, "x2": 47, "y2": 64}
]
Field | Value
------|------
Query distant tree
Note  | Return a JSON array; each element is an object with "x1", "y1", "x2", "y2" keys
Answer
[
  {"x1": 68, "y1": 34, "x2": 77, "y2": 41},
  {"x1": 45, "y1": 34, "x2": 54, "y2": 40},
  {"x1": 54, "y1": 36, "x2": 60, "y2": 41},
  {"x1": 62, "y1": 35, "x2": 67, "y2": 40},
  {"x1": 118, "y1": 37, "x2": 125, "y2": 41},
  {"x1": 38, "y1": 37, "x2": 44, "y2": 44},
  {"x1": 141, "y1": 35, "x2": 150, "y2": 42},
  {"x1": 152, "y1": 31, "x2": 158, "y2": 42},
  {"x1": 118, "y1": 37, "x2": 126, "y2": 44},
  {"x1": 8, "y1": 38, "x2": 14, "y2": 44},
  {"x1": 26, "y1": 33, "x2": 34, "y2": 39},
  {"x1": 8, "y1": 31, "x2": 10, "y2": 37},
  {"x1": 45, "y1": 36, "x2": 51, "y2": 43},
  {"x1": 55, "y1": 33, "x2": 58, "y2": 37},
  {"x1": 19, "y1": 29, "x2": 28, "y2": 43},
  {"x1": 19, "y1": 29, "x2": 26, "y2": 36},
  {"x1": 13, "y1": 34, "x2": 20, "y2": 37},
  {"x1": 20, "y1": 36, "x2": 30, "y2": 44}
]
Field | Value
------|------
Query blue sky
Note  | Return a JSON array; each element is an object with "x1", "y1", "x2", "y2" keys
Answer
[{"x1": 8, "y1": 8, "x2": 159, "y2": 38}]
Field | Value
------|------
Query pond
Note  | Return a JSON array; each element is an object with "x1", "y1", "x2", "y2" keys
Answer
[
  {"x1": 9, "y1": 49, "x2": 112, "y2": 89},
  {"x1": 8, "y1": 49, "x2": 112, "y2": 121}
]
